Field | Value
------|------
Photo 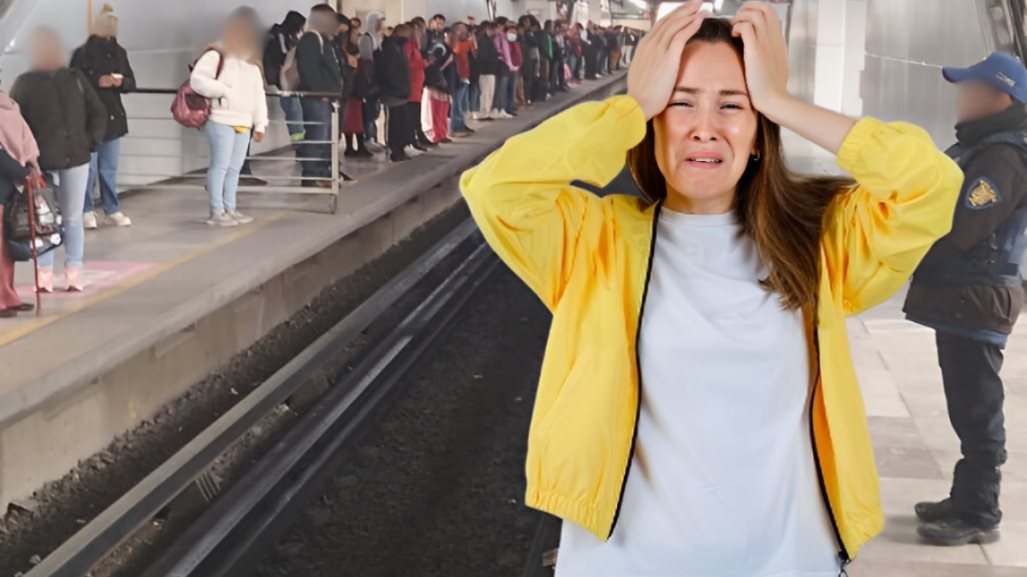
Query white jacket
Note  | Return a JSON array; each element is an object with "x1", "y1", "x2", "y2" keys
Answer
[{"x1": 190, "y1": 49, "x2": 269, "y2": 133}]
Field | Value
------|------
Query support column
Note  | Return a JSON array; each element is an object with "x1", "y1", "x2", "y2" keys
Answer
[{"x1": 812, "y1": 0, "x2": 846, "y2": 111}]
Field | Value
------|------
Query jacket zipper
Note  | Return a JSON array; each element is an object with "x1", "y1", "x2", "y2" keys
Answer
[
  {"x1": 608, "y1": 202, "x2": 662, "y2": 539},
  {"x1": 809, "y1": 327, "x2": 852, "y2": 573}
]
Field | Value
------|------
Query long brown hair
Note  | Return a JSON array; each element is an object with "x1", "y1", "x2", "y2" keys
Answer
[{"x1": 626, "y1": 18, "x2": 854, "y2": 311}]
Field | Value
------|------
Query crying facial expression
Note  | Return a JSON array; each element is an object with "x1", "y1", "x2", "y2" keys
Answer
[{"x1": 653, "y1": 41, "x2": 759, "y2": 212}]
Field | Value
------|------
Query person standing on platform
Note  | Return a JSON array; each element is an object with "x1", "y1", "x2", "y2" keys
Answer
[
  {"x1": 358, "y1": 11, "x2": 385, "y2": 149},
  {"x1": 461, "y1": 3, "x2": 963, "y2": 574},
  {"x1": 424, "y1": 44, "x2": 451, "y2": 144},
  {"x1": 189, "y1": 9, "x2": 267, "y2": 226},
  {"x1": 448, "y1": 23, "x2": 474, "y2": 137},
  {"x1": 0, "y1": 91, "x2": 41, "y2": 315},
  {"x1": 71, "y1": 3, "x2": 133, "y2": 230},
  {"x1": 492, "y1": 17, "x2": 516, "y2": 118},
  {"x1": 405, "y1": 21, "x2": 432, "y2": 151},
  {"x1": 342, "y1": 40, "x2": 371, "y2": 157},
  {"x1": 376, "y1": 23, "x2": 412, "y2": 162},
  {"x1": 295, "y1": 3, "x2": 342, "y2": 188},
  {"x1": 11, "y1": 27, "x2": 107, "y2": 292},
  {"x1": 427, "y1": 13, "x2": 447, "y2": 51},
  {"x1": 264, "y1": 10, "x2": 308, "y2": 145},
  {"x1": 905, "y1": 52, "x2": 1027, "y2": 547},
  {"x1": 475, "y1": 22, "x2": 500, "y2": 121}
]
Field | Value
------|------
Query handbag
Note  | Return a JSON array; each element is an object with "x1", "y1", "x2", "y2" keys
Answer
[{"x1": 4, "y1": 178, "x2": 63, "y2": 262}]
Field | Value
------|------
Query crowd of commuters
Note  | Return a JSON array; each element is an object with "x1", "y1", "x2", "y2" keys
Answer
[
  {"x1": 258, "y1": 5, "x2": 638, "y2": 163},
  {"x1": 0, "y1": 1, "x2": 632, "y2": 302}
]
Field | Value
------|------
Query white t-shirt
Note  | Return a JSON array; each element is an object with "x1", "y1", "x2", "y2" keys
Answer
[{"x1": 555, "y1": 209, "x2": 841, "y2": 577}]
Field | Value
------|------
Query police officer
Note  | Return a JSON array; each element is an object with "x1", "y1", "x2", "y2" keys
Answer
[{"x1": 905, "y1": 52, "x2": 1027, "y2": 546}]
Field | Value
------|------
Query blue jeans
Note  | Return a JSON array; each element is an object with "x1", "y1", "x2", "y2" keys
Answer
[
  {"x1": 301, "y1": 98, "x2": 332, "y2": 179},
  {"x1": 495, "y1": 74, "x2": 509, "y2": 112},
  {"x1": 84, "y1": 138, "x2": 121, "y2": 215},
  {"x1": 204, "y1": 121, "x2": 250, "y2": 213},
  {"x1": 505, "y1": 69, "x2": 517, "y2": 113},
  {"x1": 279, "y1": 95, "x2": 305, "y2": 141},
  {"x1": 451, "y1": 82, "x2": 470, "y2": 133},
  {"x1": 40, "y1": 163, "x2": 89, "y2": 270}
]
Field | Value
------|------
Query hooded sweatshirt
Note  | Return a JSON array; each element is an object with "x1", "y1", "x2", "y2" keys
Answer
[{"x1": 359, "y1": 11, "x2": 384, "y2": 61}]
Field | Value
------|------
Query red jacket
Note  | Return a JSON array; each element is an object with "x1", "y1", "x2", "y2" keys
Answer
[
  {"x1": 404, "y1": 38, "x2": 426, "y2": 102},
  {"x1": 510, "y1": 40, "x2": 523, "y2": 69}
]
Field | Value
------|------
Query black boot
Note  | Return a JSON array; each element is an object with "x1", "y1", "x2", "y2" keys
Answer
[
  {"x1": 915, "y1": 498, "x2": 954, "y2": 523},
  {"x1": 918, "y1": 517, "x2": 1000, "y2": 546}
]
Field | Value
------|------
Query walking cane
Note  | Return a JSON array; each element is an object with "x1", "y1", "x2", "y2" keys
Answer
[{"x1": 25, "y1": 174, "x2": 42, "y2": 316}]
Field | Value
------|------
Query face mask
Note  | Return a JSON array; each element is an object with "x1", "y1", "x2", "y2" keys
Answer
[{"x1": 506, "y1": 32, "x2": 517, "y2": 41}]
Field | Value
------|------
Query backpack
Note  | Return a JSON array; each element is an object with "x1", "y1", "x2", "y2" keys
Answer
[
  {"x1": 281, "y1": 32, "x2": 324, "y2": 91},
  {"x1": 172, "y1": 49, "x2": 224, "y2": 129}
]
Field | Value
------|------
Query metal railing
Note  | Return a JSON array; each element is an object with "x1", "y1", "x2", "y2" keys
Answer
[{"x1": 120, "y1": 88, "x2": 347, "y2": 214}]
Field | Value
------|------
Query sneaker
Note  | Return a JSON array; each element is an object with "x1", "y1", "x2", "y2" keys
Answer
[
  {"x1": 37, "y1": 268, "x2": 54, "y2": 293},
  {"x1": 107, "y1": 212, "x2": 132, "y2": 227},
  {"x1": 229, "y1": 211, "x2": 254, "y2": 224},
  {"x1": 83, "y1": 211, "x2": 98, "y2": 230},
  {"x1": 918, "y1": 517, "x2": 1000, "y2": 546},
  {"x1": 65, "y1": 267, "x2": 84, "y2": 292},
  {"x1": 206, "y1": 212, "x2": 238, "y2": 227},
  {"x1": 915, "y1": 498, "x2": 954, "y2": 523}
]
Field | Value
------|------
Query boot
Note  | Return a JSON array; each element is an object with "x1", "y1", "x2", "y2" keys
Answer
[
  {"x1": 918, "y1": 517, "x2": 1000, "y2": 546},
  {"x1": 915, "y1": 498, "x2": 954, "y2": 523}
]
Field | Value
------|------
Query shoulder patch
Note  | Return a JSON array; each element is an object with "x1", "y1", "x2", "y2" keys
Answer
[{"x1": 966, "y1": 177, "x2": 1002, "y2": 210}]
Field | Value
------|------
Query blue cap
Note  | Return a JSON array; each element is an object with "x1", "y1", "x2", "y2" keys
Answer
[{"x1": 943, "y1": 52, "x2": 1027, "y2": 103}]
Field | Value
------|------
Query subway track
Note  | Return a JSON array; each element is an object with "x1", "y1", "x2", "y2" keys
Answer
[{"x1": 18, "y1": 213, "x2": 556, "y2": 577}]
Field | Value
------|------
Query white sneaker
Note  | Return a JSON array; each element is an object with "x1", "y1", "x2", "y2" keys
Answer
[
  {"x1": 107, "y1": 212, "x2": 132, "y2": 227},
  {"x1": 229, "y1": 211, "x2": 254, "y2": 224},
  {"x1": 83, "y1": 211, "x2": 98, "y2": 230},
  {"x1": 206, "y1": 211, "x2": 238, "y2": 227}
]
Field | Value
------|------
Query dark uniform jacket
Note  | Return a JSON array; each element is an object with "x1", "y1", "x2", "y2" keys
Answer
[
  {"x1": 70, "y1": 35, "x2": 136, "y2": 142},
  {"x1": 10, "y1": 69, "x2": 108, "y2": 171},
  {"x1": 905, "y1": 105, "x2": 1027, "y2": 345}
]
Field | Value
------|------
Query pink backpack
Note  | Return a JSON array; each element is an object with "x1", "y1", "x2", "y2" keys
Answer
[{"x1": 172, "y1": 49, "x2": 224, "y2": 129}]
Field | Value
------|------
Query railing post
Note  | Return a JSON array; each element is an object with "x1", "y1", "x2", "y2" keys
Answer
[{"x1": 330, "y1": 99, "x2": 340, "y2": 213}]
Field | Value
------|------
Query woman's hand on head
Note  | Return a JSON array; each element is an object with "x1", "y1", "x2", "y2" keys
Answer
[
  {"x1": 731, "y1": 2, "x2": 790, "y2": 119},
  {"x1": 627, "y1": 0, "x2": 705, "y2": 120}
]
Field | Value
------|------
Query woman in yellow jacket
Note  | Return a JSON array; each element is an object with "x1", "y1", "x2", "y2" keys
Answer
[{"x1": 461, "y1": 2, "x2": 963, "y2": 575}]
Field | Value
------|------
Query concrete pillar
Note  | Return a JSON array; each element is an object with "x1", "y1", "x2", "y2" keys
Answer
[
  {"x1": 812, "y1": 0, "x2": 845, "y2": 111},
  {"x1": 841, "y1": 0, "x2": 867, "y2": 117}
]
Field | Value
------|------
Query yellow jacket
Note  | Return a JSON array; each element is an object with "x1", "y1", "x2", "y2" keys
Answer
[{"x1": 459, "y1": 95, "x2": 963, "y2": 560}]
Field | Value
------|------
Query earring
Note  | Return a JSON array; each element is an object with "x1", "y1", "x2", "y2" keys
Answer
[{"x1": 750, "y1": 152, "x2": 761, "y2": 163}]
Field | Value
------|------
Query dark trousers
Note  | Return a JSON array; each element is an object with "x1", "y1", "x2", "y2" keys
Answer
[
  {"x1": 406, "y1": 101, "x2": 429, "y2": 145},
  {"x1": 521, "y1": 59, "x2": 537, "y2": 104},
  {"x1": 936, "y1": 331, "x2": 1007, "y2": 528},
  {"x1": 363, "y1": 96, "x2": 381, "y2": 143},
  {"x1": 386, "y1": 104, "x2": 410, "y2": 157},
  {"x1": 300, "y1": 98, "x2": 332, "y2": 178}
]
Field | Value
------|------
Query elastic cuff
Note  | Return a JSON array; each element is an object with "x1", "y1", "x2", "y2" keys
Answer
[{"x1": 836, "y1": 117, "x2": 884, "y2": 174}]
